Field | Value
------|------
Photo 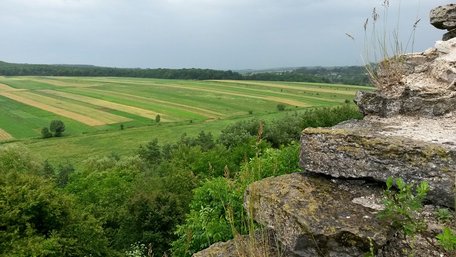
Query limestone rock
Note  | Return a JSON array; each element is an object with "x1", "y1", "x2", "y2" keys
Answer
[
  {"x1": 355, "y1": 38, "x2": 456, "y2": 117},
  {"x1": 430, "y1": 4, "x2": 456, "y2": 30},
  {"x1": 244, "y1": 173, "x2": 390, "y2": 257},
  {"x1": 300, "y1": 117, "x2": 456, "y2": 208}
]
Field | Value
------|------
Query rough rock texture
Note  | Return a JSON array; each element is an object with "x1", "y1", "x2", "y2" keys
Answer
[
  {"x1": 430, "y1": 4, "x2": 456, "y2": 30},
  {"x1": 193, "y1": 233, "x2": 286, "y2": 257},
  {"x1": 443, "y1": 28, "x2": 456, "y2": 41},
  {"x1": 355, "y1": 38, "x2": 456, "y2": 117},
  {"x1": 300, "y1": 118, "x2": 456, "y2": 208},
  {"x1": 244, "y1": 173, "x2": 390, "y2": 257}
]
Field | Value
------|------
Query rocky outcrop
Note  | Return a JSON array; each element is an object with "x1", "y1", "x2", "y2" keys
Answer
[
  {"x1": 431, "y1": 4, "x2": 456, "y2": 40},
  {"x1": 244, "y1": 173, "x2": 388, "y2": 257},
  {"x1": 355, "y1": 38, "x2": 456, "y2": 117},
  {"x1": 300, "y1": 117, "x2": 456, "y2": 208},
  {"x1": 194, "y1": 5, "x2": 455, "y2": 257}
]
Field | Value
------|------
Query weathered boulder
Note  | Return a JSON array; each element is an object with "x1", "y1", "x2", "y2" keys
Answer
[
  {"x1": 430, "y1": 4, "x2": 456, "y2": 30},
  {"x1": 355, "y1": 38, "x2": 456, "y2": 117},
  {"x1": 244, "y1": 173, "x2": 390, "y2": 257},
  {"x1": 300, "y1": 116, "x2": 456, "y2": 208}
]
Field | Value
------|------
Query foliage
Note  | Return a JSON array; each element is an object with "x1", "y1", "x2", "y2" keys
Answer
[
  {"x1": 0, "y1": 61, "x2": 242, "y2": 80},
  {"x1": 49, "y1": 120, "x2": 65, "y2": 137},
  {"x1": 155, "y1": 114, "x2": 161, "y2": 123},
  {"x1": 436, "y1": 208, "x2": 453, "y2": 223},
  {"x1": 56, "y1": 163, "x2": 75, "y2": 188},
  {"x1": 243, "y1": 66, "x2": 370, "y2": 86},
  {"x1": 379, "y1": 177, "x2": 429, "y2": 236},
  {"x1": 41, "y1": 127, "x2": 53, "y2": 138},
  {"x1": 276, "y1": 104, "x2": 286, "y2": 111},
  {"x1": 138, "y1": 139, "x2": 162, "y2": 166},
  {"x1": 172, "y1": 143, "x2": 300, "y2": 256},
  {"x1": 0, "y1": 144, "x2": 43, "y2": 174},
  {"x1": 0, "y1": 154, "x2": 114, "y2": 256},
  {"x1": 436, "y1": 228, "x2": 456, "y2": 253}
]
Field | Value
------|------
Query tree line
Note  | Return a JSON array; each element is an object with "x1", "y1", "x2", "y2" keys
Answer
[{"x1": 0, "y1": 61, "x2": 370, "y2": 85}]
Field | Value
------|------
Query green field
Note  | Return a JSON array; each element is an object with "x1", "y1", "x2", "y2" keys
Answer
[{"x1": 0, "y1": 76, "x2": 371, "y2": 163}]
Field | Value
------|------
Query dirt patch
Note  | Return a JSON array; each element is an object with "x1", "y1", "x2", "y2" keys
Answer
[
  {"x1": 0, "y1": 128, "x2": 13, "y2": 141},
  {"x1": 40, "y1": 90, "x2": 170, "y2": 121},
  {"x1": 0, "y1": 91, "x2": 115, "y2": 126}
]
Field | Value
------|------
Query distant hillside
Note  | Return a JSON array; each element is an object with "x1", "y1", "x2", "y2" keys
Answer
[
  {"x1": 0, "y1": 61, "x2": 370, "y2": 85},
  {"x1": 243, "y1": 66, "x2": 370, "y2": 86}
]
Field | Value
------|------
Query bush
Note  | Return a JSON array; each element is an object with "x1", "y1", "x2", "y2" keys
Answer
[
  {"x1": 50, "y1": 120, "x2": 65, "y2": 137},
  {"x1": 276, "y1": 104, "x2": 286, "y2": 111},
  {"x1": 41, "y1": 127, "x2": 52, "y2": 138}
]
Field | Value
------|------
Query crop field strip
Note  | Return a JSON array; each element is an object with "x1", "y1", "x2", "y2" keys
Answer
[
  {"x1": 92, "y1": 77, "x2": 350, "y2": 105},
  {"x1": 39, "y1": 89, "x2": 170, "y2": 121},
  {"x1": 0, "y1": 91, "x2": 131, "y2": 125},
  {"x1": 0, "y1": 128, "x2": 13, "y2": 141},
  {"x1": 0, "y1": 91, "x2": 108, "y2": 126},
  {"x1": 89, "y1": 79, "x2": 312, "y2": 107},
  {"x1": 211, "y1": 80, "x2": 365, "y2": 96},
  {"x1": 60, "y1": 83, "x2": 256, "y2": 117},
  {"x1": 213, "y1": 80, "x2": 371, "y2": 90},
  {"x1": 0, "y1": 76, "x2": 365, "y2": 140},
  {"x1": 30, "y1": 77, "x2": 102, "y2": 88},
  {"x1": 192, "y1": 80, "x2": 345, "y2": 104},
  {"x1": 18, "y1": 91, "x2": 132, "y2": 124},
  {"x1": 68, "y1": 88, "x2": 224, "y2": 119},
  {"x1": 0, "y1": 83, "x2": 21, "y2": 91}
]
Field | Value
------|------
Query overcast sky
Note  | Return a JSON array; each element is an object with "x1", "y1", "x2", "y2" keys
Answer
[{"x1": 0, "y1": 0, "x2": 451, "y2": 70}]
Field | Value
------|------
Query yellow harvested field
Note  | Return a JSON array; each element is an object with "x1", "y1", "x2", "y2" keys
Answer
[
  {"x1": 16, "y1": 91, "x2": 131, "y2": 125},
  {"x1": 0, "y1": 92, "x2": 107, "y2": 126},
  {"x1": 0, "y1": 128, "x2": 13, "y2": 141},
  {"x1": 40, "y1": 90, "x2": 169, "y2": 121},
  {"x1": 212, "y1": 80, "x2": 358, "y2": 95}
]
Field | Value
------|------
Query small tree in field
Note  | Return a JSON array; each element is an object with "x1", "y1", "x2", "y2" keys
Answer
[
  {"x1": 276, "y1": 104, "x2": 286, "y2": 111},
  {"x1": 41, "y1": 127, "x2": 52, "y2": 139},
  {"x1": 50, "y1": 120, "x2": 65, "y2": 137},
  {"x1": 155, "y1": 114, "x2": 161, "y2": 124}
]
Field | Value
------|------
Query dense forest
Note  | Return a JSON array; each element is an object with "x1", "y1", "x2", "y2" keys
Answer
[
  {"x1": 0, "y1": 105, "x2": 362, "y2": 257},
  {"x1": 0, "y1": 61, "x2": 370, "y2": 85}
]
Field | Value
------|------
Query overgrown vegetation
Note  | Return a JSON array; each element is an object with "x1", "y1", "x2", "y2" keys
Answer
[
  {"x1": 379, "y1": 177, "x2": 456, "y2": 256},
  {"x1": 0, "y1": 104, "x2": 362, "y2": 256}
]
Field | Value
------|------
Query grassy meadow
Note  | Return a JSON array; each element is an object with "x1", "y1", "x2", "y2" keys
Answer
[{"x1": 0, "y1": 76, "x2": 371, "y2": 163}]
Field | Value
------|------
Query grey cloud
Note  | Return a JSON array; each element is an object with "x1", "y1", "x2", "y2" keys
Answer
[{"x1": 0, "y1": 0, "x2": 452, "y2": 69}]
